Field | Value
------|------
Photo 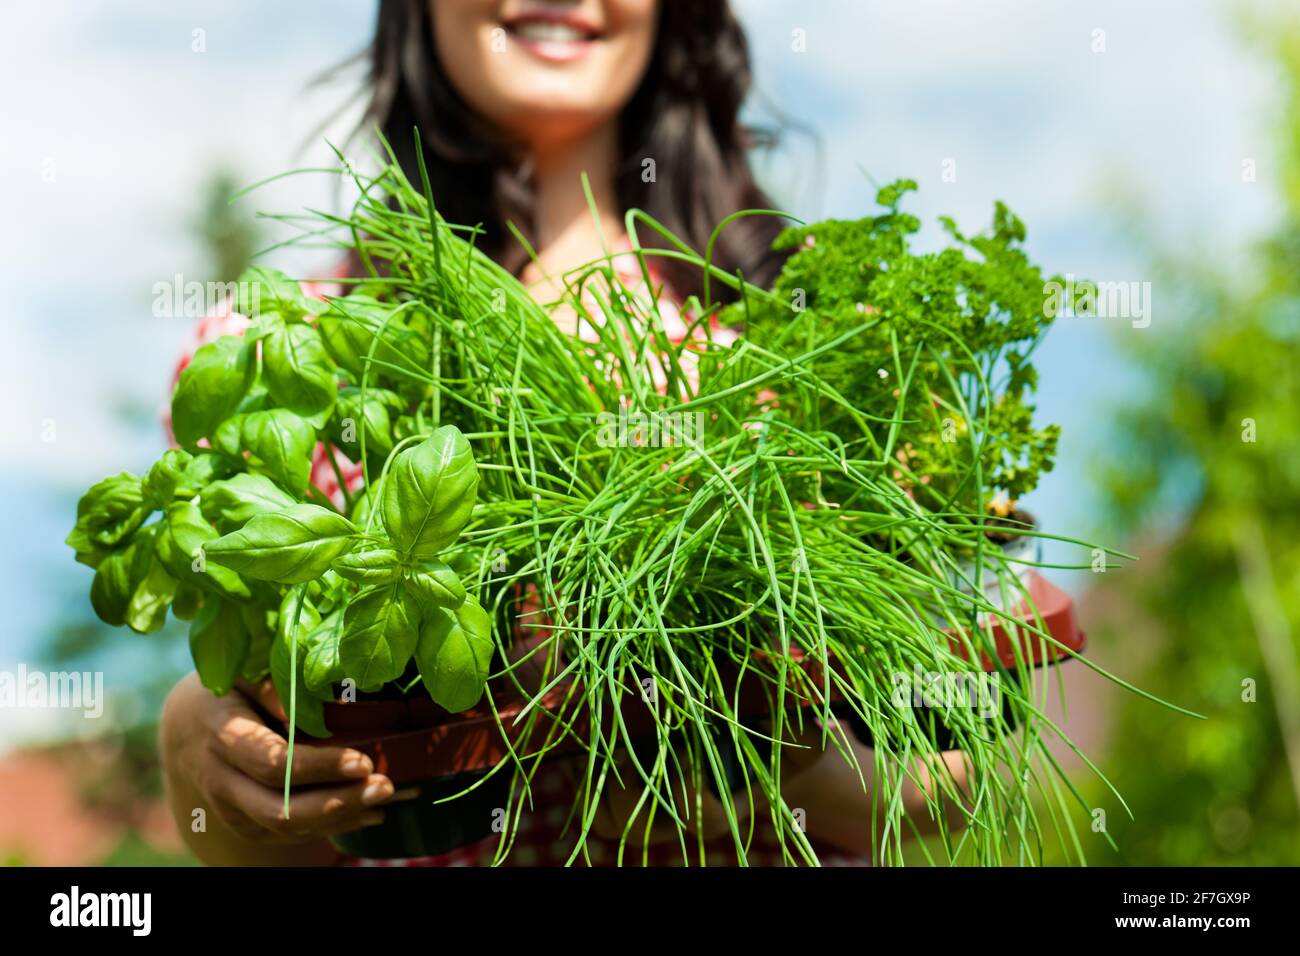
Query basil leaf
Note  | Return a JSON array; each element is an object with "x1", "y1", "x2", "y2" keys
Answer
[
  {"x1": 211, "y1": 414, "x2": 246, "y2": 460},
  {"x1": 199, "y1": 473, "x2": 298, "y2": 530},
  {"x1": 333, "y1": 547, "x2": 402, "y2": 587},
  {"x1": 142, "y1": 449, "x2": 194, "y2": 509},
  {"x1": 67, "y1": 472, "x2": 149, "y2": 566},
  {"x1": 212, "y1": 409, "x2": 316, "y2": 494},
  {"x1": 236, "y1": 266, "x2": 309, "y2": 320},
  {"x1": 236, "y1": 383, "x2": 272, "y2": 415},
  {"x1": 171, "y1": 336, "x2": 255, "y2": 447},
  {"x1": 205, "y1": 503, "x2": 357, "y2": 584},
  {"x1": 245, "y1": 310, "x2": 286, "y2": 342},
  {"x1": 263, "y1": 323, "x2": 338, "y2": 425},
  {"x1": 349, "y1": 475, "x2": 385, "y2": 528},
  {"x1": 307, "y1": 568, "x2": 347, "y2": 616},
  {"x1": 338, "y1": 585, "x2": 421, "y2": 692},
  {"x1": 239, "y1": 602, "x2": 275, "y2": 682},
  {"x1": 189, "y1": 598, "x2": 250, "y2": 696},
  {"x1": 241, "y1": 409, "x2": 316, "y2": 494},
  {"x1": 415, "y1": 597, "x2": 493, "y2": 713},
  {"x1": 89, "y1": 539, "x2": 138, "y2": 626},
  {"x1": 155, "y1": 501, "x2": 252, "y2": 601},
  {"x1": 172, "y1": 583, "x2": 203, "y2": 621},
  {"x1": 329, "y1": 386, "x2": 403, "y2": 461},
  {"x1": 124, "y1": 527, "x2": 177, "y2": 634},
  {"x1": 143, "y1": 449, "x2": 228, "y2": 509},
  {"x1": 303, "y1": 611, "x2": 346, "y2": 694},
  {"x1": 270, "y1": 588, "x2": 329, "y2": 737},
  {"x1": 404, "y1": 560, "x2": 467, "y2": 614},
  {"x1": 318, "y1": 295, "x2": 425, "y2": 381},
  {"x1": 381, "y1": 426, "x2": 478, "y2": 561}
]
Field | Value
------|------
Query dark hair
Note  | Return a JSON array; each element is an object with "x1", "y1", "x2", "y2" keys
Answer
[{"x1": 359, "y1": 0, "x2": 786, "y2": 302}]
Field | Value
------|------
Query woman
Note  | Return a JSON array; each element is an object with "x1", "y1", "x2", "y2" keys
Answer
[{"x1": 160, "y1": 0, "x2": 968, "y2": 866}]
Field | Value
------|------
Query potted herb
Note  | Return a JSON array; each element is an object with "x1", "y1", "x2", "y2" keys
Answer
[
  {"x1": 67, "y1": 271, "x2": 502, "y2": 855},
  {"x1": 68, "y1": 152, "x2": 1158, "y2": 865}
]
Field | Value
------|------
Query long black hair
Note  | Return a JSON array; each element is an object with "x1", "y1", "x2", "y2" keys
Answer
[{"x1": 358, "y1": 0, "x2": 786, "y2": 302}]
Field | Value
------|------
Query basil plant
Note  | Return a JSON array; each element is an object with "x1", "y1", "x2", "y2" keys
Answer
[{"x1": 66, "y1": 268, "x2": 491, "y2": 735}]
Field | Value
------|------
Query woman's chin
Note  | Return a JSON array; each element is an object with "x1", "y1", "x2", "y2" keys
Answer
[{"x1": 497, "y1": 101, "x2": 616, "y2": 149}]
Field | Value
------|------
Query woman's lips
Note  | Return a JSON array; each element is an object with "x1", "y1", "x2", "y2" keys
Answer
[{"x1": 504, "y1": 17, "x2": 602, "y2": 63}]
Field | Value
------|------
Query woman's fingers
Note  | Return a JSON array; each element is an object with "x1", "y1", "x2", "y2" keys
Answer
[
  {"x1": 211, "y1": 770, "x2": 398, "y2": 841},
  {"x1": 206, "y1": 693, "x2": 374, "y2": 788},
  {"x1": 236, "y1": 677, "x2": 288, "y2": 723}
]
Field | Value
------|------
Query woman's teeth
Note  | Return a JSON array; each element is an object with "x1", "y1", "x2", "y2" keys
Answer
[{"x1": 512, "y1": 22, "x2": 591, "y2": 43}]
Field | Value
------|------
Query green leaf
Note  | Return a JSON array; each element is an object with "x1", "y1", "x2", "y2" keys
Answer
[
  {"x1": 338, "y1": 585, "x2": 421, "y2": 692},
  {"x1": 307, "y1": 568, "x2": 347, "y2": 616},
  {"x1": 199, "y1": 473, "x2": 297, "y2": 530},
  {"x1": 381, "y1": 426, "x2": 478, "y2": 561},
  {"x1": 67, "y1": 472, "x2": 150, "y2": 567},
  {"x1": 270, "y1": 588, "x2": 329, "y2": 737},
  {"x1": 245, "y1": 310, "x2": 286, "y2": 342},
  {"x1": 239, "y1": 602, "x2": 276, "y2": 682},
  {"x1": 124, "y1": 527, "x2": 178, "y2": 634},
  {"x1": 240, "y1": 409, "x2": 317, "y2": 494},
  {"x1": 189, "y1": 598, "x2": 250, "y2": 696},
  {"x1": 349, "y1": 475, "x2": 386, "y2": 528},
  {"x1": 263, "y1": 323, "x2": 338, "y2": 425},
  {"x1": 328, "y1": 386, "x2": 403, "y2": 461},
  {"x1": 89, "y1": 525, "x2": 176, "y2": 632},
  {"x1": 172, "y1": 583, "x2": 203, "y2": 621},
  {"x1": 236, "y1": 267, "x2": 309, "y2": 320},
  {"x1": 415, "y1": 597, "x2": 493, "y2": 713},
  {"x1": 333, "y1": 547, "x2": 402, "y2": 587},
  {"x1": 155, "y1": 501, "x2": 251, "y2": 600},
  {"x1": 303, "y1": 611, "x2": 346, "y2": 694},
  {"x1": 317, "y1": 295, "x2": 425, "y2": 381},
  {"x1": 89, "y1": 539, "x2": 138, "y2": 626},
  {"x1": 142, "y1": 449, "x2": 194, "y2": 509},
  {"x1": 404, "y1": 560, "x2": 467, "y2": 613},
  {"x1": 235, "y1": 383, "x2": 272, "y2": 416},
  {"x1": 211, "y1": 414, "x2": 246, "y2": 460},
  {"x1": 205, "y1": 503, "x2": 357, "y2": 584},
  {"x1": 171, "y1": 336, "x2": 255, "y2": 447},
  {"x1": 143, "y1": 449, "x2": 227, "y2": 510}
]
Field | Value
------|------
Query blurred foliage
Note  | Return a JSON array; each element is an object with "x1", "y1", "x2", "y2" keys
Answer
[
  {"x1": 98, "y1": 832, "x2": 197, "y2": 867},
  {"x1": 1083, "y1": 12, "x2": 1300, "y2": 864},
  {"x1": 195, "y1": 170, "x2": 260, "y2": 287}
]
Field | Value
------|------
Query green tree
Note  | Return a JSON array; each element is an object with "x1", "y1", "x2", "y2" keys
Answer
[{"x1": 1086, "y1": 14, "x2": 1300, "y2": 865}]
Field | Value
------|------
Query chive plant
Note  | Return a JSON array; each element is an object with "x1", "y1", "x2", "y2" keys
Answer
[{"x1": 67, "y1": 141, "x2": 1181, "y2": 866}]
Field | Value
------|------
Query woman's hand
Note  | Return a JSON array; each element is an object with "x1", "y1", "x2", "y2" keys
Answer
[
  {"x1": 776, "y1": 721, "x2": 971, "y2": 859},
  {"x1": 159, "y1": 673, "x2": 413, "y2": 866}
]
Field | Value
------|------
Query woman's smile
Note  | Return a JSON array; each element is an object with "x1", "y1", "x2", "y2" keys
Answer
[{"x1": 502, "y1": 6, "x2": 605, "y2": 63}]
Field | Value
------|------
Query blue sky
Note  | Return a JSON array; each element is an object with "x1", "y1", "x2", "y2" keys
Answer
[{"x1": 0, "y1": 0, "x2": 1285, "y2": 743}]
